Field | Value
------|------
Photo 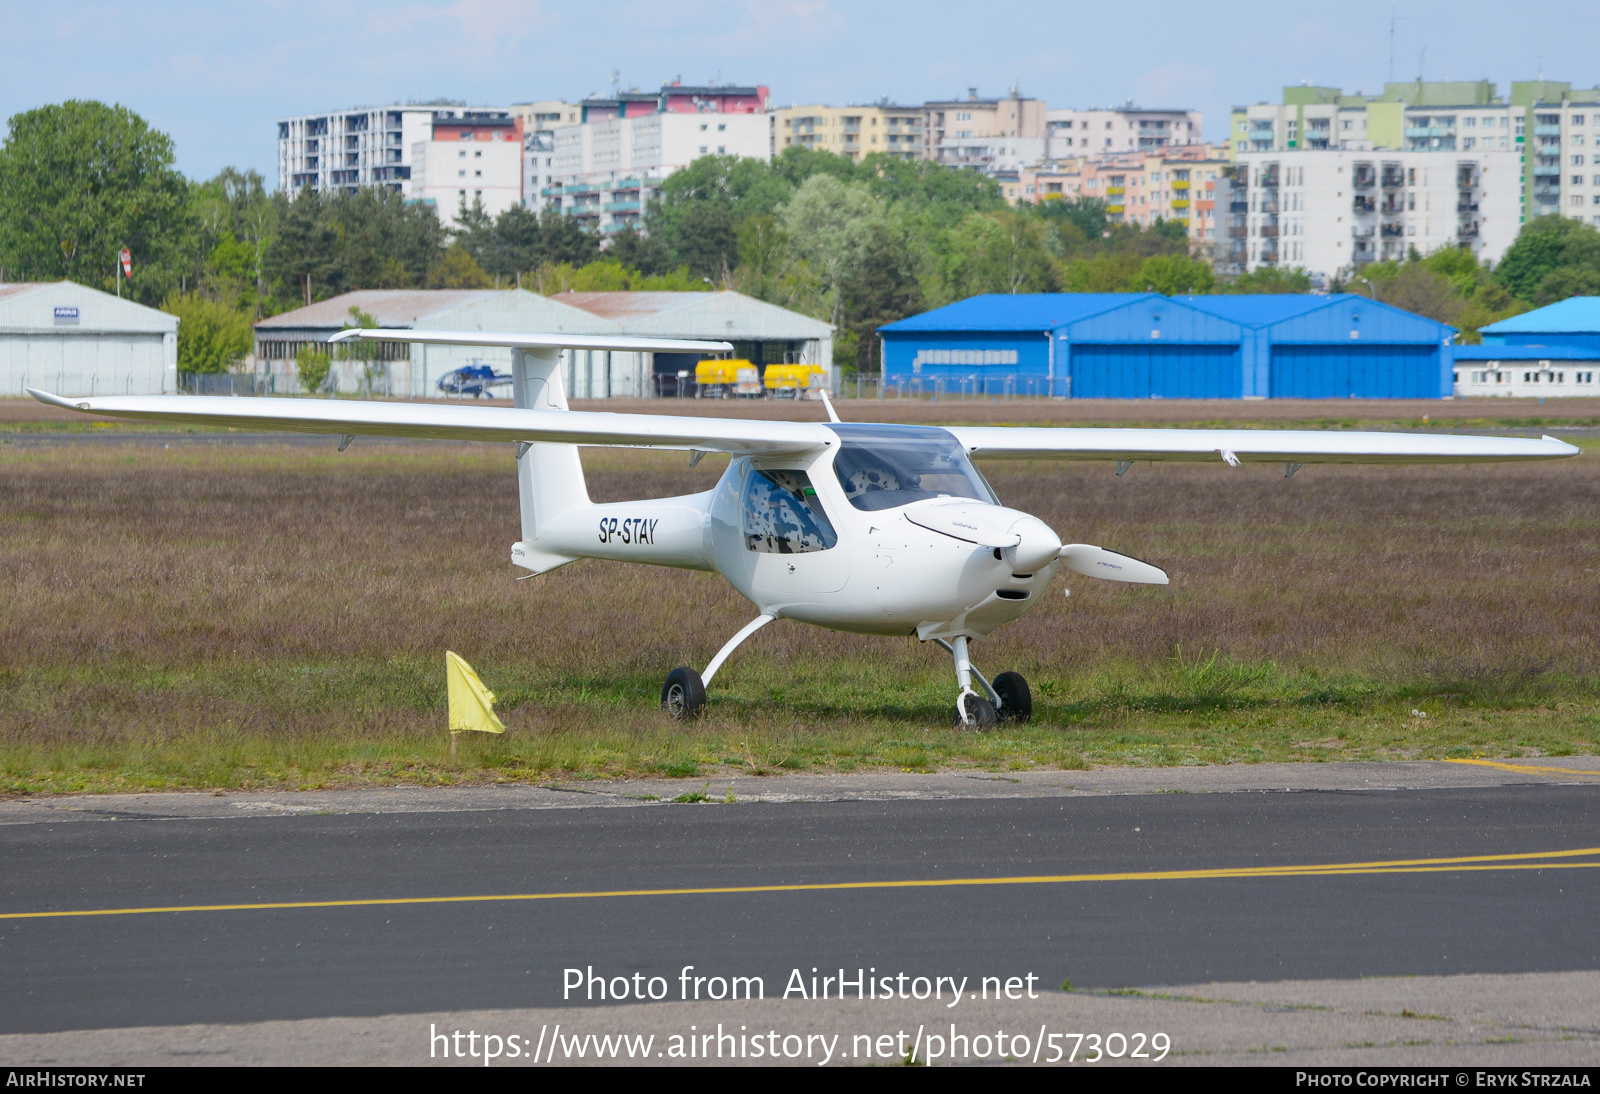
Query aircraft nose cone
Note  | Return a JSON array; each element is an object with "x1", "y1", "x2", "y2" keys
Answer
[{"x1": 1008, "y1": 516, "x2": 1062, "y2": 573}]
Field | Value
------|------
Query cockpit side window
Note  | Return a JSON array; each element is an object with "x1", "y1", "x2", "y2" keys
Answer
[
  {"x1": 742, "y1": 469, "x2": 838, "y2": 554},
  {"x1": 829, "y1": 425, "x2": 997, "y2": 512}
]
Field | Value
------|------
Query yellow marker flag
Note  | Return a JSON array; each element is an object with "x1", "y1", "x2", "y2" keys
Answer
[{"x1": 446, "y1": 651, "x2": 505, "y2": 735}]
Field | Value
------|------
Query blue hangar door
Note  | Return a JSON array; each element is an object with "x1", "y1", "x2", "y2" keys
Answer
[
  {"x1": 1070, "y1": 344, "x2": 1242, "y2": 399},
  {"x1": 1270, "y1": 345, "x2": 1441, "y2": 399}
]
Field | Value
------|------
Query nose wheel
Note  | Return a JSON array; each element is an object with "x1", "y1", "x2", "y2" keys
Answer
[
  {"x1": 956, "y1": 690, "x2": 998, "y2": 729},
  {"x1": 937, "y1": 637, "x2": 1032, "y2": 728}
]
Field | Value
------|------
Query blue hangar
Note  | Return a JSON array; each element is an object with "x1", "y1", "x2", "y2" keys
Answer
[
  {"x1": 877, "y1": 293, "x2": 1458, "y2": 399},
  {"x1": 1478, "y1": 297, "x2": 1600, "y2": 352}
]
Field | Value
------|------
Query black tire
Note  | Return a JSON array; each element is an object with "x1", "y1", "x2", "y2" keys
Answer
[
  {"x1": 661, "y1": 667, "x2": 706, "y2": 720},
  {"x1": 955, "y1": 691, "x2": 998, "y2": 730},
  {"x1": 992, "y1": 672, "x2": 1033, "y2": 724}
]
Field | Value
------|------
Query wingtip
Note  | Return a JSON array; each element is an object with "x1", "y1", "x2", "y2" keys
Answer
[
  {"x1": 1541, "y1": 434, "x2": 1583, "y2": 456},
  {"x1": 26, "y1": 388, "x2": 82, "y2": 410}
]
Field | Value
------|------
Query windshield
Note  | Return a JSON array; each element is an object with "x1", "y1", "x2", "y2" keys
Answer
[{"x1": 828, "y1": 424, "x2": 997, "y2": 512}]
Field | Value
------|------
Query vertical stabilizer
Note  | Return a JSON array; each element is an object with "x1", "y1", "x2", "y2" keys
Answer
[{"x1": 510, "y1": 348, "x2": 588, "y2": 574}]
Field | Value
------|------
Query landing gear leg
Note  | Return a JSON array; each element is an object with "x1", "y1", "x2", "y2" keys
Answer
[
  {"x1": 662, "y1": 613, "x2": 775, "y2": 720},
  {"x1": 941, "y1": 635, "x2": 997, "y2": 729},
  {"x1": 935, "y1": 639, "x2": 1031, "y2": 726}
]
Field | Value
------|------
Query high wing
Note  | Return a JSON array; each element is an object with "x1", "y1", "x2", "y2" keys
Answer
[
  {"x1": 27, "y1": 329, "x2": 839, "y2": 457},
  {"x1": 27, "y1": 388, "x2": 832, "y2": 456},
  {"x1": 949, "y1": 426, "x2": 1580, "y2": 465}
]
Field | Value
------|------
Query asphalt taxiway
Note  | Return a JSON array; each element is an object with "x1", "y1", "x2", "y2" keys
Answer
[{"x1": 2, "y1": 758, "x2": 1598, "y2": 1053}]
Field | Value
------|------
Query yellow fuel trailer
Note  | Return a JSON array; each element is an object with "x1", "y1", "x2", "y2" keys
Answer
[
  {"x1": 763, "y1": 363, "x2": 827, "y2": 398},
  {"x1": 695, "y1": 359, "x2": 742, "y2": 398}
]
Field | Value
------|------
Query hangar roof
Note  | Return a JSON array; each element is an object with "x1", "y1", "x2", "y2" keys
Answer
[
  {"x1": 880, "y1": 292, "x2": 1452, "y2": 343},
  {"x1": 1479, "y1": 297, "x2": 1600, "y2": 335},
  {"x1": 1176, "y1": 295, "x2": 1332, "y2": 325},
  {"x1": 562, "y1": 290, "x2": 832, "y2": 340},
  {"x1": 0, "y1": 281, "x2": 177, "y2": 334},
  {"x1": 1454, "y1": 344, "x2": 1600, "y2": 361},
  {"x1": 254, "y1": 289, "x2": 616, "y2": 339},
  {"x1": 879, "y1": 294, "x2": 1149, "y2": 333},
  {"x1": 254, "y1": 289, "x2": 829, "y2": 343}
]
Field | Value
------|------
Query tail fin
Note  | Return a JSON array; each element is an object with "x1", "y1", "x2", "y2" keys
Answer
[{"x1": 510, "y1": 348, "x2": 588, "y2": 574}]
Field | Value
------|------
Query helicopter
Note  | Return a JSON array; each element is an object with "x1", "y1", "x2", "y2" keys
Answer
[{"x1": 29, "y1": 329, "x2": 1580, "y2": 727}]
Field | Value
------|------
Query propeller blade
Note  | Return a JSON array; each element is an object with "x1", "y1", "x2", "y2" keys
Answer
[{"x1": 1058, "y1": 544, "x2": 1169, "y2": 585}]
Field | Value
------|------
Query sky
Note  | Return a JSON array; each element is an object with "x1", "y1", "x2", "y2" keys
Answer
[{"x1": 2, "y1": 0, "x2": 1596, "y2": 184}]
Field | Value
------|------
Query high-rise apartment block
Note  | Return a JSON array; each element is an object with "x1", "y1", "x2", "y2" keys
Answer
[
  {"x1": 1022, "y1": 145, "x2": 1234, "y2": 247},
  {"x1": 1044, "y1": 106, "x2": 1204, "y2": 157},
  {"x1": 277, "y1": 104, "x2": 522, "y2": 210},
  {"x1": 278, "y1": 106, "x2": 436, "y2": 195},
  {"x1": 1231, "y1": 79, "x2": 1600, "y2": 269},
  {"x1": 772, "y1": 103, "x2": 923, "y2": 161},
  {"x1": 535, "y1": 84, "x2": 770, "y2": 235},
  {"x1": 1227, "y1": 151, "x2": 1521, "y2": 278},
  {"x1": 922, "y1": 89, "x2": 1048, "y2": 166}
]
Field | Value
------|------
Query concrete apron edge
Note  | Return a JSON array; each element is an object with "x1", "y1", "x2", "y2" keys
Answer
[{"x1": 2, "y1": 758, "x2": 1598, "y2": 824}]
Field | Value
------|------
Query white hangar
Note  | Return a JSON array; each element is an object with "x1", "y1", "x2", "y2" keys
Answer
[{"x1": 1, "y1": 282, "x2": 178, "y2": 397}]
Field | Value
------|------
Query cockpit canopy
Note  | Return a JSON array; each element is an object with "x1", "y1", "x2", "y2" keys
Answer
[{"x1": 827, "y1": 424, "x2": 998, "y2": 512}]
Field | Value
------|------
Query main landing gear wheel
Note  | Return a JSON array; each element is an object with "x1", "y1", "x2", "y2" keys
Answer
[
  {"x1": 992, "y1": 671, "x2": 1032, "y2": 724},
  {"x1": 661, "y1": 667, "x2": 706, "y2": 720},
  {"x1": 955, "y1": 690, "x2": 998, "y2": 730}
]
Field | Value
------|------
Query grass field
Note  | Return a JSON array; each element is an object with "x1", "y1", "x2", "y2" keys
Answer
[{"x1": 2, "y1": 396, "x2": 1597, "y2": 794}]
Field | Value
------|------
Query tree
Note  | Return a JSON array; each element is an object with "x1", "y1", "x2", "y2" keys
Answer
[
  {"x1": 538, "y1": 210, "x2": 601, "y2": 268},
  {"x1": 1036, "y1": 195, "x2": 1109, "y2": 241},
  {"x1": 779, "y1": 175, "x2": 889, "y2": 328},
  {"x1": 1221, "y1": 266, "x2": 1313, "y2": 294},
  {"x1": 1136, "y1": 253, "x2": 1216, "y2": 296},
  {"x1": 933, "y1": 210, "x2": 1056, "y2": 301},
  {"x1": 1495, "y1": 216, "x2": 1600, "y2": 303},
  {"x1": 841, "y1": 222, "x2": 924, "y2": 379},
  {"x1": 162, "y1": 293, "x2": 253, "y2": 374},
  {"x1": 606, "y1": 222, "x2": 672, "y2": 276},
  {"x1": 481, "y1": 205, "x2": 543, "y2": 280},
  {"x1": 265, "y1": 188, "x2": 334, "y2": 306},
  {"x1": 294, "y1": 344, "x2": 332, "y2": 394},
  {"x1": 527, "y1": 258, "x2": 701, "y2": 294},
  {"x1": 452, "y1": 197, "x2": 495, "y2": 265},
  {"x1": 426, "y1": 245, "x2": 492, "y2": 288},
  {"x1": 1369, "y1": 263, "x2": 1465, "y2": 325},
  {"x1": 264, "y1": 187, "x2": 447, "y2": 304},
  {"x1": 0, "y1": 101, "x2": 190, "y2": 303}
]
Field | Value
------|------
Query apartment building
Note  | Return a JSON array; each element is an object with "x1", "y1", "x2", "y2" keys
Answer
[
  {"x1": 1022, "y1": 146, "x2": 1233, "y2": 244},
  {"x1": 278, "y1": 103, "x2": 523, "y2": 217},
  {"x1": 772, "y1": 103, "x2": 923, "y2": 161},
  {"x1": 1231, "y1": 80, "x2": 1600, "y2": 230},
  {"x1": 1529, "y1": 90, "x2": 1600, "y2": 228},
  {"x1": 576, "y1": 83, "x2": 770, "y2": 122},
  {"x1": 537, "y1": 112, "x2": 768, "y2": 233},
  {"x1": 511, "y1": 100, "x2": 581, "y2": 132},
  {"x1": 408, "y1": 110, "x2": 524, "y2": 219},
  {"x1": 1229, "y1": 150, "x2": 1522, "y2": 278},
  {"x1": 923, "y1": 89, "x2": 1047, "y2": 164},
  {"x1": 278, "y1": 105, "x2": 438, "y2": 196},
  {"x1": 1045, "y1": 106, "x2": 1204, "y2": 157}
]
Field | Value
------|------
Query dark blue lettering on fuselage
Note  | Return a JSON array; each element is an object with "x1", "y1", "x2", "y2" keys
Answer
[{"x1": 598, "y1": 517, "x2": 661, "y2": 546}]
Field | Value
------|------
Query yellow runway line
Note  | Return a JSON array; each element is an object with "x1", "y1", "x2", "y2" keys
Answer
[
  {"x1": 3, "y1": 847, "x2": 1598, "y2": 923},
  {"x1": 1445, "y1": 758, "x2": 1600, "y2": 779}
]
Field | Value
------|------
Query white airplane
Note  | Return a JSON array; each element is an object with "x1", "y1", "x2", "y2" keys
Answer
[{"x1": 29, "y1": 329, "x2": 1581, "y2": 727}]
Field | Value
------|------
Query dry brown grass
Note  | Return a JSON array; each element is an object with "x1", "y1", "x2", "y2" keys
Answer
[{"x1": 1, "y1": 421, "x2": 1596, "y2": 793}]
